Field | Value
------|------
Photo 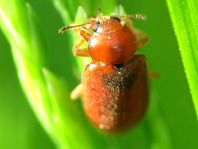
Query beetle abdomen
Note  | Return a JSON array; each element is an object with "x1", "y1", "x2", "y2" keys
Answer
[{"x1": 83, "y1": 55, "x2": 148, "y2": 132}]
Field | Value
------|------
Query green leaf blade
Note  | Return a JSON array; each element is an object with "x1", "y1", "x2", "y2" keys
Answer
[{"x1": 166, "y1": 0, "x2": 198, "y2": 115}]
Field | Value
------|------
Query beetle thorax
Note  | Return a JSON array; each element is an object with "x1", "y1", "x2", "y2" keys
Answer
[{"x1": 88, "y1": 26, "x2": 137, "y2": 65}]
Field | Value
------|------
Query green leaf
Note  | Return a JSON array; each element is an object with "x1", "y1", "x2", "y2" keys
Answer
[
  {"x1": 166, "y1": 0, "x2": 198, "y2": 115},
  {"x1": 1, "y1": 0, "x2": 197, "y2": 148},
  {"x1": 42, "y1": 69, "x2": 103, "y2": 149},
  {"x1": 0, "y1": 0, "x2": 53, "y2": 138}
]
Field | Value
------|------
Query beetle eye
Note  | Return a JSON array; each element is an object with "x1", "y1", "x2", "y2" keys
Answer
[
  {"x1": 110, "y1": 16, "x2": 121, "y2": 22},
  {"x1": 93, "y1": 22, "x2": 100, "y2": 32}
]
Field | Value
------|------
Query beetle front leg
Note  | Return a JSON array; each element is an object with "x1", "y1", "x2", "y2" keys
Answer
[
  {"x1": 132, "y1": 29, "x2": 148, "y2": 49},
  {"x1": 136, "y1": 36, "x2": 148, "y2": 49},
  {"x1": 133, "y1": 29, "x2": 148, "y2": 49},
  {"x1": 73, "y1": 28, "x2": 92, "y2": 57},
  {"x1": 73, "y1": 47, "x2": 90, "y2": 57},
  {"x1": 80, "y1": 28, "x2": 91, "y2": 41},
  {"x1": 73, "y1": 38, "x2": 90, "y2": 57},
  {"x1": 125, "y1": 20, "x2": 148, "y2": 49}
]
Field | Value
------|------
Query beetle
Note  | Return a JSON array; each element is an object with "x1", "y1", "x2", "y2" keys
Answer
[{"x1": 59, "y1": 13, "x2": 149, "y2": 132}]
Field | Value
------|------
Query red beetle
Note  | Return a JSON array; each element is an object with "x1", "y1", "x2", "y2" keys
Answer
[{"x1": 59, "y1": 14, "x2": 149, "y2": 132}]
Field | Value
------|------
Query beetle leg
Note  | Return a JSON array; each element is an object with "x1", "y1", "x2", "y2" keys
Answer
[
  {"x1": 136, "y1": 35, "x2": 148, "y2": 49},
  {"x1": 148, "y1": 71, "x2": 159, "y2": 78},
  {"x1": 133, "y1": 29, "x2": 148, "y2": 49},
  {"x1": 75, "y1": 38, "x2": 85, "y2": 49},
  {"x1": 133, "y1": 27, "x2": 148, "y2": 48},
  {"x1": 73, "y1": 38, "x2": 90, "y2": 57},
  {"x1": 125, "y1": 19, "x2": 134, "y2": 30},
  {"x1": 73, "y1": 28, "x2": 91, "y2": 57},
  {"x1": 73, "y1": 35, "x2": 88, "y2": 56},
  {"x1": 133, "y1": 29, "x2": 145, "y2": 38},
  {"x1": 79, "y1": 28, "x2": 92, "y2": 41},
  {"x1": 125, "y1": 20, "x2": 148, "y2": 49},
  {"x1": 71, "y1": 84, "x2": 83, "y2": 100},
  {"x1": 73, "y1": 47, "x2": 90, "y2": 57}
]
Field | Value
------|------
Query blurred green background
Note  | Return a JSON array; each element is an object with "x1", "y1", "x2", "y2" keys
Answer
[{"x1": 0, "y1": 0, "x2": 197, "y2": 149}]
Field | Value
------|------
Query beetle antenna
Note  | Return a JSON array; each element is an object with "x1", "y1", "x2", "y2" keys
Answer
[
  {"x1": 58, "y1": 22, "x2": 90, "y2": 33},
  {"x1": 120, "y1": 14, "x2": 147, "y2": 20}
]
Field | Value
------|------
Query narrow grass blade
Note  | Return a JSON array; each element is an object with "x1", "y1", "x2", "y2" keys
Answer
[
  {"x1": 166, "y1": 0, "x2": 198, "y2": 115},
  {"x1": 0, "y1": 1, "x2": 98, "y2": 148},
  {"x1": 0, "y1": 0, "x2": 53, "y2": 136}
]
